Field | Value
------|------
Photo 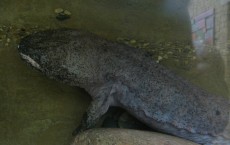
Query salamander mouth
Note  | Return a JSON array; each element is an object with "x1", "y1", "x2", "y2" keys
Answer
[{"x1": 20, "y1": 52, "x2": 41, "y2": 70}]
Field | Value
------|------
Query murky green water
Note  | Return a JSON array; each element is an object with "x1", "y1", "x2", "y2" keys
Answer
[
  {"x1": 0, "y1": 38, "x2": 91, "y2": 145},
  {"x1": 0, "y1": 0, "x2": 229, "y2": 145}
]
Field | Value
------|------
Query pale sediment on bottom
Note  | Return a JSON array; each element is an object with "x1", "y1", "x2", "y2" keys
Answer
[{"x1": 71, "y1": 128, "x2": 199, "y2": 145}]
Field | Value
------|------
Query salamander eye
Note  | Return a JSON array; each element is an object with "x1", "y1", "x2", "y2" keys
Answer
[{"x1": 215, "y1": 110, "x2": 220, "y2": 116}]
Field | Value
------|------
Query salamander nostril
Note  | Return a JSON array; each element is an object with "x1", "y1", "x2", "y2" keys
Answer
[
  {"x1": 18, "y1": 37, "x2": 31, "y2": 53},
  {"x1": 18, "y1": 44, "x2": 26, "y2": 53}
]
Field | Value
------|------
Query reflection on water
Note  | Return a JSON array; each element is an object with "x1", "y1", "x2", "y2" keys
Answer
[
  {"x1": 188, "y1": 0, "x2": 230, "y2": 94},
  {"x1": 0, "y1": 0, "x2": 229, "y2": 145}
]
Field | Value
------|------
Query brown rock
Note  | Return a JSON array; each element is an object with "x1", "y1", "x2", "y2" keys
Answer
[{"x1": 71, "y1": 128, "x2": 199, "y2": 145}]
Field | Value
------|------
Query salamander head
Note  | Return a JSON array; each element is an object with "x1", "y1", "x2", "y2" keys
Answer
[{"x1": 18, "y1": 29, "x2": 99, "y2": 87}]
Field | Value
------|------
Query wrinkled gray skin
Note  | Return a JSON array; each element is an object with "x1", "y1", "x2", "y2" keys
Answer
[{"x1": 18, "y1": 29, "x2": 229, "y2": 145}]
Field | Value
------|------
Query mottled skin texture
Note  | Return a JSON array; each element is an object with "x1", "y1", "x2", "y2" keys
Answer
[{"x1": 18, "y1": 29, "x2": 229, "y2": 145}]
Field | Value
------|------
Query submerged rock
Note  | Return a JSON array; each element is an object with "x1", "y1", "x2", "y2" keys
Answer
[
  {"x1": 54, "y1": 8, "x2": 71, "y2": 21},
  {"x1": 71, "y1": 128, "x2": 199, "y2": 145},
  {"x1": 54, "y1": 8, "x2": 64, "y2": 14}
]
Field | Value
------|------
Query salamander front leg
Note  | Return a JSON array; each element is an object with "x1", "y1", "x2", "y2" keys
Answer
[{"x1": 72, "y1": 97, "x2": 110, "y2": 135}]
